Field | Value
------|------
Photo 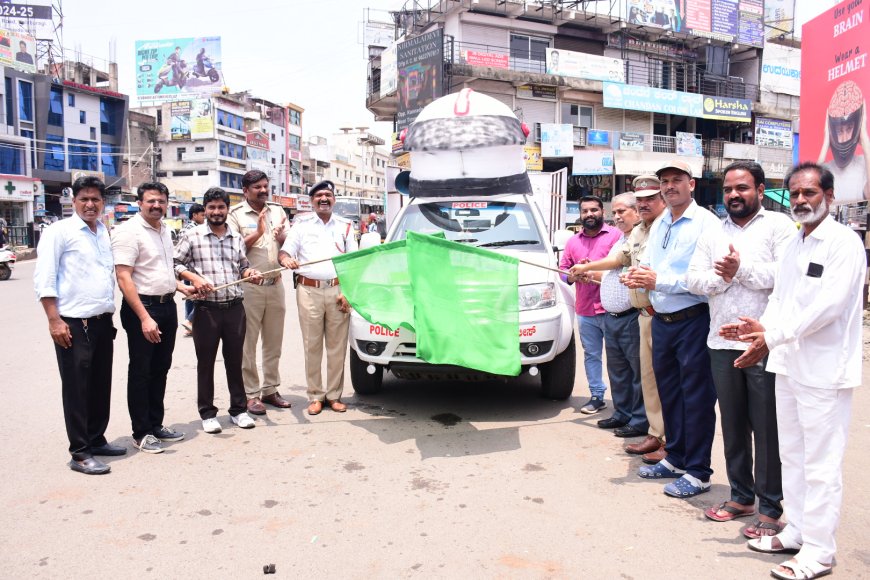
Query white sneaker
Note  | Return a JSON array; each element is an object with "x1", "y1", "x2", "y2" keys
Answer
[
  {"x1": 231, "y1": 412, "x2": 255, "y2": 429},
  {"x1": 202, "y1": 417, "x2": 222, "y2": 434}
]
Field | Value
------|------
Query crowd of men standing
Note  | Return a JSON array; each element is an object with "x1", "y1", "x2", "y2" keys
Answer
[
  {"x1": 563, "y1": 159, "x2": 864, "y2": 580},
  {"x1": 33, "y1": 159, "x2": 864, "y2": 580}
]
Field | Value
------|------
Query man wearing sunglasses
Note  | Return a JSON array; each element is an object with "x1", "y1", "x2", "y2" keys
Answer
[{"x1": 624, "y1": 159, "x2": 722, "y2": 499}]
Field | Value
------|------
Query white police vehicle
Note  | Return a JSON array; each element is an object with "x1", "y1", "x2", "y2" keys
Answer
[{"x1": 348, "y1": 193, "x2": 576, "y2": 399}]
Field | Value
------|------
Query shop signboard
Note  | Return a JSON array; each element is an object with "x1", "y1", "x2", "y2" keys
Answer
[
  {"x1": 572, "y1": 150, "x2": 614, "y2": 176},
  {"x1": 604, "y1": 82, "x2": 703, "y2": 117}
]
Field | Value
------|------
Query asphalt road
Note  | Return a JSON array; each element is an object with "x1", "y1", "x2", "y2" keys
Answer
[{"x1": 1, "y1": 258, "x2": 868, "y2": 579}]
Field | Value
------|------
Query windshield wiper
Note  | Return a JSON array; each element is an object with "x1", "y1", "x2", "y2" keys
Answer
[
  {"x1": 452, "y1": 238, "x2": 478, "y2": 244},
  {"x1": 477, "y1": 239, "x2": 539, "y2": 248}
]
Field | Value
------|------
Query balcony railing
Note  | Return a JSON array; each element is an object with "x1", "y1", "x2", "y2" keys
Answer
[{"x1": 369, "y1": 35, "x2": 759, "y2": 102}]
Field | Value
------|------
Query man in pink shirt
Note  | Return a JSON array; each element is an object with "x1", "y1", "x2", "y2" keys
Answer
[{"x1": 560, "y1": 195, "x2": 622, "y2": 412}]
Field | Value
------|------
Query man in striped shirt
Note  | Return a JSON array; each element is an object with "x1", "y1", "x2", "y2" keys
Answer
[{"x1": 174, "y1": 187, "x2": 263, "y2": 434}]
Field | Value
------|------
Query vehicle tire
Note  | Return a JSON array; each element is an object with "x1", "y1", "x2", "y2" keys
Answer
[
  {"x1": 349, "y1": 348, "x2": 383, "y2": 395},
  {"x1": 0, "y1": 264, "x2": 10, "y2": 281},
  {"x1": 208, "y1": 69, "x2": 220, "y2": 82},
  {"x1": 154, "y1": 81, "x2": 163, "y2": 93},
  {"x1": 539, "y1": 335, "x2": 576, "y2": 400}
]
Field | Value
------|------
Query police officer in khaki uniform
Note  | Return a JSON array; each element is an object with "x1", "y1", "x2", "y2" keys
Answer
[{"x1": 227, "y1": 170, "x2": 292, "y2": 414}]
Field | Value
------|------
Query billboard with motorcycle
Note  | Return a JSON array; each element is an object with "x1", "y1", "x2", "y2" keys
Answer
[{"x1": 135, "y1": 36, "x2": 223, "y2": 104}]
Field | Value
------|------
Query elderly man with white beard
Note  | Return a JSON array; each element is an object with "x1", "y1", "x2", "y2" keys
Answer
[{"x1": 720, "y1": 162, "x2": 866, "y2": 580}]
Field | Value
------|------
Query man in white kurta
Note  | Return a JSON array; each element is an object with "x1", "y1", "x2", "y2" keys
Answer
[{"x1": 722, "y1": 163, "x2": 866, "y2": 579}]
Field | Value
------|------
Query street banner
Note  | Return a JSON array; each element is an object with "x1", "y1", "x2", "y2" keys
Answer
[
  {"x1": 190, "y1": 99, "x2": 214, "y2": 139},
  {"x1": 546, "y1": 48, "x2": 625, "y2": 82},
  {"x1": 676, "y1": 132, "x2": 703, "y2": 156},
  {"x1": 756, "y1": 117, "x2": 793, "y2": 148},
  {"x1": 170, "y1": 101, "x2": 191, "y2": 141},
  {"x1": 623, "y1": 0, "x2": 763, "y2": 47},
  {"x1": 540, "y1": 123, "x2": 574, "y2": 157},
  {"x1": 800, "y1": 0, "x2": 870, "y2": 204},
  {"x1": 463, "y1": 50, "x2": 509, "y2": 69},
  {"x1": 572, "y1": 150, "x2": 614, "y2": 175},
  {"x1": 380, "y1": 40, "x2": 398, "y2": 98},
  {"x1": 760, "y1": 43, "x2": 801, "y2": 96},
  {"x1": 0, "y1": 0, "x2": 53, "y2": 40},
  {"x1": 0, "y1": 30, "x2": 36, "y2": 73},
  {"x1": 396, "y1": 29, "x2": 443, "y2": 131},
  {"x1": 523, "y1": 145, "x2": 543, "y2": 171},
  {"x1": 135, "y1": 37, "x2": 223, "y2": 104},
  {"x1": 333, "y1": 232, "x2": 521, "y2": 376},
  {"x1": 764, "y1": 0, "x2": 797, "y2": 39}
]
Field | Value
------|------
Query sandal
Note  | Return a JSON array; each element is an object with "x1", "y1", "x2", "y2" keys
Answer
[
  {"x1": 747, "y1": 534, "x2": 801, "y2": 554},
  {"x1": 704, "y1": 502, "x2": 756, "y2": 522},
  {"x1": 771, "y1": 558, "x2": 832, "y2": 580},
  {"x1": 664, "y1": 475, "x2": 710, "y2": 498},
  {"x1": 637, "y1": 461, "x2": 686, "y2": 479},
  {"x1": 743, "y1": 519, "x2": 784, "y2": 539}
]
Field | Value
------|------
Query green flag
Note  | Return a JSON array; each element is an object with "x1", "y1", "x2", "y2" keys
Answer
[
  {"x1": 334, "y1": 232, "x2": 521, "y2": 376},
  {"x1": 406, "y1": 232, "x2": 520, "y2": 376},
  {"x1": 333, "y1": 239, "x2": 415, "y2": 333}
]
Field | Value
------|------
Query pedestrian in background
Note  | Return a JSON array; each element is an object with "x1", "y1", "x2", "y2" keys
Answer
[
  {"x1": 687, "y1": 161, "x2": 794, "y2": 536},
  {"x1": 279, "y1": 180, "x2": 357, "y2": 415},
  {"x1": 34, "y1": 176, "x2": 125, "y2": 475},
  {"x1": 174, "y1": 187, "x2": 262, "y2": 434},
  {"x1": 722, "y1": 162, "x2": 866, "y2": 580},
  {"x1": 227, "y1": 170, "x2": 292, "y2": 415},
  {"x1": 113, "y1": 182, "x2": 192, "y2": 455}
]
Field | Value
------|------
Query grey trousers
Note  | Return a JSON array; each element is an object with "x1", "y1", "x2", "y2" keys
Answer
[{"x1": 709, "y1": 348, "x2": 783, "y2": 518}]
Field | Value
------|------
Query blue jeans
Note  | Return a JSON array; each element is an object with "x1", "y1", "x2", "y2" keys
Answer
[{"x1": 578, "y1": 314, "x2": 607, "y2": 399}]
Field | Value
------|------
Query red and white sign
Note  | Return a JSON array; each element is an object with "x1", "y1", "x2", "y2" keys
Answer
[
  {"x1": 370, "y1": 325, "x2": 399, "y2": 337},
  {"x1": 800, "y1": 0, "x2": 870, "y2": 204},
  {"x1": 519, "y1": 326, "x2": 537, "y2": 337},
  {"x1": 462, "y1": 50, "x2": 509, "y2": 69},
  {"x1": 451, "y1": 201, "x2": 487, "y2": 209},
  {"x1": 246, "y1": 131, "x2": 270, "y2": 150}
]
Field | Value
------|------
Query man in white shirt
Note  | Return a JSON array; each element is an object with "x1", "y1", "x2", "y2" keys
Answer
[
  {"x1": 279, "y1": 180, "x2": 358, "y2": 415},
  {"x1": 721, "y1": 162, "x2": 866, "y2": 580},
  {"x1": 34, "y1": 176, "x2": 124, "y2": 475},
  {"x1": 113, "y1": 182, "x2": 191, "y2": 454},
  {"x1": 687, "y1": 161, "x2": 794, "y2": 538}
]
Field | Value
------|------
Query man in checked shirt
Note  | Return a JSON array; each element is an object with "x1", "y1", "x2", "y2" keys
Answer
[{"x1": 174, "y1": 187, "x2": 263, "y2": 434}]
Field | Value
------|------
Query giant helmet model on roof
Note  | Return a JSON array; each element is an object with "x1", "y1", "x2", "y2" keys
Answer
[{"x1": 398, "y1": 88, "x2": 532, "y2": 197}]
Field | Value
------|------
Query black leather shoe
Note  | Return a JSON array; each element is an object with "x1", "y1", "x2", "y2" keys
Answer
[
  {"x1": 597, "y1": 417, "x2": 627, "y2": 429},
  {"x1": 68, "y1": 457, "x2": 111, "y2": 475},
  {"x1": 91, "y1": 443, "x2": 128, "y2": 456},
  {"x1": 614, "y1": 425, "x2": 646, "y2": 438}
]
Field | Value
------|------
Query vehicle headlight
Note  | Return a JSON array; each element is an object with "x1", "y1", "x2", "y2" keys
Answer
[{"x1": 519, "y1": 283, "x2": 556, "y2": 311}]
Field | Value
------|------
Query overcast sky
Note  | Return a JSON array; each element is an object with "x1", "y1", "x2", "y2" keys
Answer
[{"x1": 58, "y1": 0, "x2": 832, "y2": 144}]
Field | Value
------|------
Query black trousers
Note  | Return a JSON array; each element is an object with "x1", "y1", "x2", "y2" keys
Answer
[
  {"x1": 709, "y1": 348, "x2": 783, "y2": 518},
  {"x1": 56, "y1": 315, "x2": 114, "y2": 461},
  {"x1": 120, "y1": 299, "x2": 178, "y2": 440},
  {"x1": 192, "y1": 301, "x2": 247, "y2": 419},
  {"x1": 652, "y1": 308, "x2": 718, "y2": 481}
]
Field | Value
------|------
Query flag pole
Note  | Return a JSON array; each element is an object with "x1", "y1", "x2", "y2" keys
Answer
[
  {"x1": 517, "y1": 258, "x2": 601, "y2": 285},
  {"x1": 181, "y1": 256, "x2": 335, "y2": 300}
]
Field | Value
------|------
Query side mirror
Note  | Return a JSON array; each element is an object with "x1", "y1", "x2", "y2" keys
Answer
[
  {"x1": 359, "y1": 231, "x2": 381, "y2": 250},
  {"x1": 552, "y1": 229, "x2": 574, "y2": 252}
]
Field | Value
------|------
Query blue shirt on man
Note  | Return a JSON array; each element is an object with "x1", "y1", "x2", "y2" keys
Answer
[
  {"x1": 33, "y1": 213, "x2": 115, "y2": 318},
  {"x1": 644, "y1": 200, "x2": 721, "y2": 314}
]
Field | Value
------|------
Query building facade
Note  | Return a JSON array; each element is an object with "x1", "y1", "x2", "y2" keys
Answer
[{"x1": 366, "y1": 0, "x2": 799, "y2": 211}]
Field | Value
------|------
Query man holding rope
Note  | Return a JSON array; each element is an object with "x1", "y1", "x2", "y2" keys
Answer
[
  {"x1": 174, "y1": 187, "x2": 263, "y2": 434},
  {"x1": 279, "y1": 180, "x2": 357, "y2": 415}
]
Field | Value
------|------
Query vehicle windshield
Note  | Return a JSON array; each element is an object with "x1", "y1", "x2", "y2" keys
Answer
[
  {"x1": 393, "y1": 200, "x2": 545, "y2": 250},
  {"x1": 332, "y1": 198, "x2": 360, "y2": 221}
]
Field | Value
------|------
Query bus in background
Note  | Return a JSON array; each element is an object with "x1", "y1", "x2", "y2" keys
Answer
[{"x1": 332, "y1": 195, "x2": 385, "y2": 238}]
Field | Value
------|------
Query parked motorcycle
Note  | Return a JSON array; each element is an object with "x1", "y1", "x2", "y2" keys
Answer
[
  {"x1": 154, "y1": 60, "x2": 188, "y2": 93},
  {"x1": 0, "y1": 245, "x2": 16, "y2": 281},
  {"x1": 192, "y1": 56, "x2": 220, "y2": 83}
]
